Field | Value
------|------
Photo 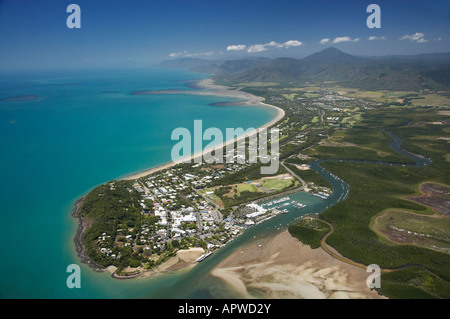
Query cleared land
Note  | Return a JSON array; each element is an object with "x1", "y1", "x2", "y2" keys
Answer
[
  {"x1": 236, "y1": 183, "x2": 258, "y2": 193},
  {"x1": 373, "y1": 210, "x2": 450, "y2": 254},
  {"x1": 261, "y1": 177, "x2": 294, "y2": 190}
]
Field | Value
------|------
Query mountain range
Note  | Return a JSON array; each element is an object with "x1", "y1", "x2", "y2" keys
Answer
[{"x1": 156, "y1": 48, "x2": 450, "y2": 91}]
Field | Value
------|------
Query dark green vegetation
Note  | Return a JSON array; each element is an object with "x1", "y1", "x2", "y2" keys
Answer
[
  {"x1": 160, "y1": 48, "x2": 450, "y2": 91},
  {"x1": 311, "y1": 107, "x2": 450, "y2": 298},
  {"x1": 79, "y1": 181, "x2": 205, "y2": 274},
  {"x1": 378, "y1": 267, "x2": 450, "y2": 299},
  {"x1": 82, "y1": 54, "x2": 450, "y2": 295},
  {"x1": 80, "y1": 181, "x2": 141, "y2": 264},
  {"x1": 284, "y1": 162, "x2": 331, "y2": 189},
  {"x1": 307, "y1": 127, "x2": 417, "y2": 164},
  {"x1": 288, "y1": 218, "x2": 330, "y2": 249}
]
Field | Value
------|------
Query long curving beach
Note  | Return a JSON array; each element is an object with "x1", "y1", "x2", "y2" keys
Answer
[
  {"x1": 122, "y1": 79, "x2": 285, "y2": 180},
  {"x1": 73, "y1": 76, "x2": 285, "y2": 280}
]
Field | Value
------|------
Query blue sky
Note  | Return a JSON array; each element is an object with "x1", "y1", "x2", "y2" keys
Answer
[{"x1": 0, "y1": 0, "x2": 449, "y2": 70}]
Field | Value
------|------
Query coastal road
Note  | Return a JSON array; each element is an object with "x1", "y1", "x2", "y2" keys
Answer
[{"x1": 280, "y1": 161, "x2": 307, "y2": 191}]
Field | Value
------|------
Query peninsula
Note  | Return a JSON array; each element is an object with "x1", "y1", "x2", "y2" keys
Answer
[{"x1": 74, "y1": 48, "x2": 450, "y2": 298}]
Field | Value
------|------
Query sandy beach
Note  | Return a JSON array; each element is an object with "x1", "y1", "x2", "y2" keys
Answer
[
  {"x1": 143, "y1": 247, "x2": 205, "y2": 276},
  {"x1": 210, "y1": 230, "x2": 386, "y2": 299},
  {"x1": 109, "y1": 247, "x2": 206, "y2": 279},
  {"x1": 122, "y1": 79, "x2": 285, "y2": 180}
]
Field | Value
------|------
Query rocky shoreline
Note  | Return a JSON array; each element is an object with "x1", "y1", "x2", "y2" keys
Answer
[
  {"x1": 72, "y1": 197, "x2": 205, "y2": 280},
  {"x1": 72, "y1": 197, "x2": 105, "y2": 273}
]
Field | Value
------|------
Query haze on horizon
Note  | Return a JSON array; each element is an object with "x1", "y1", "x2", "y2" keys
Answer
[{"x1": 0, "y1": 0, "x2": 449, "y2": 71}]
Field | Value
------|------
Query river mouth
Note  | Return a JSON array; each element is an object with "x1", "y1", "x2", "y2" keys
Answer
[{"x1": 145, "y1": 129, "x2": 430, "y2": 298}]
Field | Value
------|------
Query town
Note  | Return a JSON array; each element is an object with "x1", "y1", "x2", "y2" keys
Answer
[{"x1": 79, "y1": 84, "x2": 387, "y2": 277}]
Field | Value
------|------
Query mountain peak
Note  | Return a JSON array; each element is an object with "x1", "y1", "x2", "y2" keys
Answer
[{"x1": 302, "y1": 47, "x2": 361, "y2": 64}]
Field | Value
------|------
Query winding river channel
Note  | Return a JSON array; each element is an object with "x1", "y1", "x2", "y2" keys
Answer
[{"x1": 141, "y1": 130, "x2": 431, "y2": 298}]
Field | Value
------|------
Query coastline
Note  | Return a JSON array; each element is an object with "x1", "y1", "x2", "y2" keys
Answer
[
  {"x1": 72, "y1": 77, "x2": 284, "y2": 279},
  {"x1": 121, "y1": 78, "x2": 285, "y2": 181},
  {"x1": 72, "y1": 194, "x2": 205, "y2": 278},
  {"x1": 109, "y1": 247, "x2": 206, "y2": 280},
  {"x1": 72, "y1": 197, "x2": 105, "y2": 272}
]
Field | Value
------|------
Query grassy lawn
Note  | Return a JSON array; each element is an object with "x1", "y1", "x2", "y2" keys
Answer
[
  {"x1": 236, "y1": 183, "x2": 257, "y2": 193},
  {"x1": 303, "y1": 92, "x2": 320, "y2": 98},
  {"x1": 300, "y1": 124, "x2": 309, "y2": 131},
  {"x1": 283, "y1": 93, "x2": 297, "y2": 100},
  {"x1": 261, "y1": 178, "x2": 293, "y2": 190}
]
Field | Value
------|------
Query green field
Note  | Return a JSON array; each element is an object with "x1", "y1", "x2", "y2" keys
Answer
[
  {"x1": 261, "y1": 178, "x2": 293, "y2": 190},
  {"x1": 236, "y1": 183, "x2": 258, "y2": 193},
  {"x1": 303, "y1": 92, "x2": 319, "y2": 98},
  {"x1": 283, "y1": 93, "x2": 297, "y2": 100},
  {"x1": 409, "y1": 93, "x2": 450, "y2": 108},
  {"x1": 373, "y1": 210, "x2": 450, "y2": 253}
]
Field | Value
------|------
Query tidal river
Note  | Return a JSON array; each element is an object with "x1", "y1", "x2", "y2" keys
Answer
[
  {"x1": 145, "y1": 129, "x2": 430, "y2": 298},
  {"x1": 0, "y1": 67, "x2": 429, "y2": 298}
]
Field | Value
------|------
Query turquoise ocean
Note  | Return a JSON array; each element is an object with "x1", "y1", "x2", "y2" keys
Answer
[{"x1": 0, "y1": 68, "x2": 335, "y2": 298}]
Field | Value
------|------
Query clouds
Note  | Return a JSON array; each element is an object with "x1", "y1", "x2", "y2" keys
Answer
[
  {"x1": 319, "y1": 33, "x2": 429, "y2": 45},
  {"x1": 226, "y1": 44, "x2": 247, "y2": 51},
  {"x1": 333, "y1": 36, "x2": 360, "y2": 44},
  {"x1": 170, "y1": 39, "x2": 303, "y2": 58},
  {"x1": 400, "y1": 32, "x2": 428, "y2": 43},
  {"x1": 227, "y1": 40, "x2": 303, "y2": 54},
  {"x1": 283, "y1": 40, "x2": 303, "y2": 47},
  {"x1": 368, "y1": 36, "x2": 386, "y2": 41},
  {"x1": 320, "y1": 36, "x2": 360, "y2": 44},
  {"x1": 169, "y1": 51, "x2": 214, "y2": 58},
  {"x1": 170, "y1": 31, "x2": 440, "y2": 58},
  {"x1": 246, "y1": 44, "x2": 267, "y2": 53}
]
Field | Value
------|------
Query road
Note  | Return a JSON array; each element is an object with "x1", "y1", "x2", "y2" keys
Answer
[{"x1": 280, "y1": 161, "x2": 307, "y2": 191}]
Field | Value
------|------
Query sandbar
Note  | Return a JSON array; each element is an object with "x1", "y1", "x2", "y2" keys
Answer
[{"x1": 210, "y1": 230, "x2": 386, "y2": 299}]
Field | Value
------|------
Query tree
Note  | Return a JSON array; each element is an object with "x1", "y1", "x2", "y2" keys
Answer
[
  {"x1": 129, "y1": 259, "x2": 141, "y2": 268},
  {"x1": 172, "y1": 240, "x2": 180, "y2": 249}
]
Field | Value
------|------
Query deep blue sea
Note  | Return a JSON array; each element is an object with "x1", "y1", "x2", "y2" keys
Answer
[
  {"x1": 0, "y1": 68, "x2": 334, "y2": 299},
  {"x1": 0, "y1": 68, "x2": 279, "y2": 298}
]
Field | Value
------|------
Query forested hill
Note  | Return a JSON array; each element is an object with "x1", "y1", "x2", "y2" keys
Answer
[{"x1": 156, "y1": 48, "x2": 450, "y2": 91}]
